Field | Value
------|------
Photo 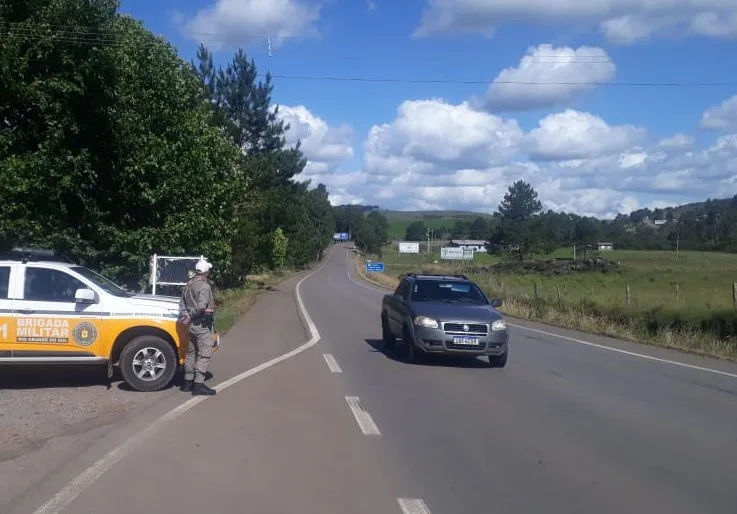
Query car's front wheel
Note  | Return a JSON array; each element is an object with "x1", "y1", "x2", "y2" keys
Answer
[
  {"x1": 487, "y1": 349, "x2": 508, "y2": 368},
  {"x1": 381, "y1": 313, "x2": 396, "y2": 349},
  {"x1": 403, "y1": 325, "x2": 423, "y2": 364},
  {"x1": 119, "y1": 335, "x2": 178, "y2": 392}
]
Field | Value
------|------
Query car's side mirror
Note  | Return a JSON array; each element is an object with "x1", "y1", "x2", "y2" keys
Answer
[
  {"x1": 75, "y1": 288, "x2": 97, "y2": 304},
  {"x1": 490, "y1": 298, "x2": 503, "y2": 308}
]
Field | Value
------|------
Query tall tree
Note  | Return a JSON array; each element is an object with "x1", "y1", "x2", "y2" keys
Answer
[{"x1": 498, "y1": 180, "x2": 543, "y2": 221}]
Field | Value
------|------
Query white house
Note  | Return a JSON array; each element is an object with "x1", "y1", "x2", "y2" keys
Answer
[
  {"x1": 597, "y1": 242, "x2": 614, "y2": 251},
  {"x1": 448, "y1": 239, "x2": 488, "y2": 253}
]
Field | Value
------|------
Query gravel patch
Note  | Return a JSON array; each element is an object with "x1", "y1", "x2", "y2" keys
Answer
[{"x1": 0, "y1": 365, "x2": 172, "y2": 460}]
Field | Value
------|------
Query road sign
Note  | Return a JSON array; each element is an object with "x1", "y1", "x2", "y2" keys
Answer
[
  {"x1": 365, "y1": 262, "x2": 385, "y2": 272},
  {"x1": 398, "y1": 242, "x2": 420, "y2": 254},
  {"x1": 440, "y1": 247, "x2": 463, "y2": 260},
  {"x1": 440, "y1": 247, "x2": 474, "y2": 260}
]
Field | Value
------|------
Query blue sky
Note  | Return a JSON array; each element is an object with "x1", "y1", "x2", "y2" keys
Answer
[{"x1": 119, "y1": 0, "x2": 737, "y2": 218}]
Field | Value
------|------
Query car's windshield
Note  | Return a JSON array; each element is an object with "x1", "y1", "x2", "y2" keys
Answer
[
  {"x1": 410, "y1": 280, "x2": 488, "y2": 304},
  {"x1": 70, "y1": 266, "x2": 133, "y2": 298}
]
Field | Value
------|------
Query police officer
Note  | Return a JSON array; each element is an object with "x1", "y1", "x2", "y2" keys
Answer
[{"x1": 179, "y1": 259, "x2": 217, "y2": 396}]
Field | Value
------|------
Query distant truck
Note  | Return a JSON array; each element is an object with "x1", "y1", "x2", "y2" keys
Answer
[{"x1": 381, "y1": 273, "x2": 509, "y2": 367}]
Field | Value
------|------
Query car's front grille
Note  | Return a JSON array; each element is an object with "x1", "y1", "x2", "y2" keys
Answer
[{"x1": 443, "y1": 322, "x2": 488, "y2": 335}]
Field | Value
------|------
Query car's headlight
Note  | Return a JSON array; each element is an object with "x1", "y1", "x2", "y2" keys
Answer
[
  {"x1": 491, "y1": 320, "x2": 507, "y2": 331},
  {"x1": 414, "y1": 316, "x2": 438, "y2": 329}
]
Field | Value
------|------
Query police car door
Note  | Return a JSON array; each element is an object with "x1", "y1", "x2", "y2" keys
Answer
[
  {"x1": 14, "y1": 265, "x2": 102, "y2": 359},
  {"x1": 0, "y1": 264, "x2": 13, "y2": 358}
]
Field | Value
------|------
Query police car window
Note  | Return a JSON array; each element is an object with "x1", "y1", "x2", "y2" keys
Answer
[
  {"x1": 24, "y1": 268, "x2": 85, "y2": 303},
  {"x1": 70, "y1": 266, "x2": 131, "y2": 297},
  {"x1": 0, "y1": 266, "x2": 9, "y2": 299}
]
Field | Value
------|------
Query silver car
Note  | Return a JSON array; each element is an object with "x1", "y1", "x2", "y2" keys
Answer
[{"x1": 380, "y1": 273, "x2": 509, "y2": 367}]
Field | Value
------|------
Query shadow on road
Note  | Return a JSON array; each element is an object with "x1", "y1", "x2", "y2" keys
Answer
[
  {"x1": 365, "y1": 338, "x2": 491, "y2": 368},
  {"x1": 0, "y1": 366, "x2": 212, "y2": 392}
]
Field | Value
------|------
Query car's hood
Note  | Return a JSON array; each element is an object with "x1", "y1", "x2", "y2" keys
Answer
[
  {"x1": 128, "y1": 294, "x2": 180, "y2": 311},
  {"x1": 412, "y1": 301, "x2": 502, "y2": 323}
]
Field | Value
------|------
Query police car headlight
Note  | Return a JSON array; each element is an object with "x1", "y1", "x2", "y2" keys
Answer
[
  {"x1": 491, "y1": 320, "x2": 507, "y2": 331},
  {"x1": 414, "y1": 316, "x2": 438, "y2": 329}
]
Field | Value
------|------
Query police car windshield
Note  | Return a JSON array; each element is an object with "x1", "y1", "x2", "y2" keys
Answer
[
  {"x1": 70, "y1": 266, "x2": 133, "y2": 297},
  {"x1": 410, "y1": 280, "x2": 487, "y2": 304}
]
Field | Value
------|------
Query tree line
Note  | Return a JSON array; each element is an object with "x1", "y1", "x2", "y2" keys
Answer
[
  {"x1": 1, "y1": 0, "x2": 334, "y2": 290},
  {"x1": 399, "y1": 181, "x2": 737, "y2": 258}
]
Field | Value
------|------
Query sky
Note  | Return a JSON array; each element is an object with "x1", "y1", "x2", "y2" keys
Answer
[{"x1": 119, "y1": 0, "x2": 737, "y2": 219}]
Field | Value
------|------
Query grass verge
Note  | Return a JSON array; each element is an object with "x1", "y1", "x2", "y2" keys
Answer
[{"x1": 353, "y1": 251, "x2": 737, "y2": 362}]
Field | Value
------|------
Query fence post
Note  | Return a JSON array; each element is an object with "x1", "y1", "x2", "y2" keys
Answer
[
  {"x1": 626, "y1": 284, "x2": 631, "y2": 306},
  {"x1": 556, "y1": 283, "x2": 561, "y2": 306},
  {"x1": 533, "y1": 282, "x2": 539, "y2": 299},
  {"x1": 733, "y1": 283, "x2": 737, "y2": 309}
]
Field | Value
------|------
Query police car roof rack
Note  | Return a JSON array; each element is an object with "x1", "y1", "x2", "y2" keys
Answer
[
  {"x1": 405, "y1": 272, "x2": 469, "y2": 280},
  {"x1": 5, "y1": 247, "x2": 73, "y2": 264}
]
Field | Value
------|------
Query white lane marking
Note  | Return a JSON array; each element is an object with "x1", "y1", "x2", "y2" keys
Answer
[
  {"x1": 345, "y1": 395, "x2": 381, "y2": 435},
  {"x1": 509, "y1": 323, "x2": 737, "y2": 380},
  {"x1": 32, "y1": 248, "x2": 335, "y2": 514},
  {"x1": 398, "y1": 498, "x2": 432, "y2": 514},
  {"x1": 322, "y1": 353, "x2": 343, "y2": 373}
]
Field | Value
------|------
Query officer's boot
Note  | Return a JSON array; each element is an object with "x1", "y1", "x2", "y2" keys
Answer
[
  {"x1": 180, "y1": 380, "x2": 193, "y2": 393},
  {"x1": 191, "y1": 383, "x2": 217, "y2": 396}
]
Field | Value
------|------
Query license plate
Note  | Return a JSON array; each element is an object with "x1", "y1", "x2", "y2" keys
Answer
[{"x1": 452, "y1": 336, "x2": 480, "y2": 345}]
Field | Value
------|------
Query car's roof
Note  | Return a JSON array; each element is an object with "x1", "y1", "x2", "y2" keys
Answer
[
  {"x1": 408, "y1": 273, "x2": 470, "y2": 282},
  {"x1": 0, "y1": 248, "x2": 77, "y2": 267},
  {"x1": 0, "y1": 259, "x2": 77, "y2": 268}
]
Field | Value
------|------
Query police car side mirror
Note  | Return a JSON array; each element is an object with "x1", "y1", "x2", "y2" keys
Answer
[
  {"x1": 490, "y1": 298, "x2": 503, "y2": 308},
  {"x1": 75, "y1": 288, "x2": 97, "y2": 304}
]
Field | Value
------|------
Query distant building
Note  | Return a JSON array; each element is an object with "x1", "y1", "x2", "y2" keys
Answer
[
  {"x1": 597, "y1": 242, "x2": 614, "y2": 251},
  {"x1": 448, "y1": 239, "x2": 487, "y2": 253}
]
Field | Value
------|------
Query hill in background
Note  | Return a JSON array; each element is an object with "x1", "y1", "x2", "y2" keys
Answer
[{"x1": 380, "y1": 210, "x2": 494, "y2": 240}]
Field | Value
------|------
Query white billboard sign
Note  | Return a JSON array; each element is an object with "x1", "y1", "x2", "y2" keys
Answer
[
  {"x1": 441, "y1": 247, "x2": 474, "y2": 260},
  {"x1": 441, "y1": 247, "x2": 463, "y2": 260},
  {"x1": 398, "y1": 242, "x2": 420, "y2": 254}
]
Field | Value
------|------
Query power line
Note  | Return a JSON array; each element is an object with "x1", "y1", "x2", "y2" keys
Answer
[
  {"x1": 267, "y1": 74, "x2": 737, "y2": 87},
  {"x1": 2, "y1": 22, "x2": 735, "y2": 88}
]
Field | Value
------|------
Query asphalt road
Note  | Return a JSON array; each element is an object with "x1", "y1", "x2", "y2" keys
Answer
[{"x1": 8, "y1": 244, "x2": 737, "y2": 514}]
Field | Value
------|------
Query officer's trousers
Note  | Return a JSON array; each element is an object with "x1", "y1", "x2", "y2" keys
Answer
[{"x1": 184, "y1": 324, "x2": 215, "y2": 384}]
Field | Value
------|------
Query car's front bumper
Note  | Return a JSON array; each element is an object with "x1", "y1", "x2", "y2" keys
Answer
[{"x1": 410, "y1": 324, "x2": 508, "y2": 356}]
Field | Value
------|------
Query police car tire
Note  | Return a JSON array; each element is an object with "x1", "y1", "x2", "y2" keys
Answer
[{"x1": 119, "y1": 335, "x2": 178, "y2": 392}]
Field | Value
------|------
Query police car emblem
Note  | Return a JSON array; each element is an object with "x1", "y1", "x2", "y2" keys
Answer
[
  {"x1": 72, "y1": 322, "x2": 98, "y2": 347},
  {"x1": 463, "y1": 324, "x2": 469, "y2": 332}
]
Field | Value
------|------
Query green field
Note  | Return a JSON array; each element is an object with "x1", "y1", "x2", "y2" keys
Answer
[
  {"x1": 363, "y1": 243, "x2": 737, "y2": 358},
  {"x1": 381, "y1": 210, "x2": 494, "y2": 241}
]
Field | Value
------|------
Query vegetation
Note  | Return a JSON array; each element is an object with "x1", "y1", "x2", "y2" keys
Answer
[
  {"x1": 0, "y1": 0, "x2": 335, "y2": 318},
  {"x1": 350, "y1": 182, "x2": 737, "y2": 359}
]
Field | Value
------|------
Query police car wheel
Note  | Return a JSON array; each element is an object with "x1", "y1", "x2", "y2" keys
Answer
[{"x1": 119, "y1": 335, "x2": 178, "y2": 392}]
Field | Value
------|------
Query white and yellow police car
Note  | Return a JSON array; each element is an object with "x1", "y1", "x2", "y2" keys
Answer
[{"x1": 0, "y1": 248, "x2": 193, "y2": 391}]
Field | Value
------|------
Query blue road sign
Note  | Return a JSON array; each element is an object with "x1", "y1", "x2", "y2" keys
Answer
[
  {"x1": 365, "y1": 262, "x2": 385, "y2": 272},
  {"x1": 339, "y1": 232, "x2": 349, "y2": 240}
]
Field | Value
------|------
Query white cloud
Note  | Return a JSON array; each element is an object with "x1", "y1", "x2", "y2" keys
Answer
[
  {"x1": 365, "y1": 99, "x2": 524, "y2": 174},
  {"x1": 177, "y1": 0, "x2": 320, "y2": 50},
  {"x1": 413, "y1": 0, "x2": 737, "y2": 44},
  {"x1": 483, "y1": 44, "x2": 616, "y2": 112},
  {"x1": 700, "y1": 95, "x2": 737, "y2": 131},
  {"x1": 315, "y1": 97, "x2": 737, "y2": 219},
  {"x1": 525, "y1": 109, "x2": 647, "y2": 161},
  {"x1": 276, "y1": 105, "x2": 354, "y2": 174}
]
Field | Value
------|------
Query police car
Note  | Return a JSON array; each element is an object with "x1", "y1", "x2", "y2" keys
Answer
[{"x1": 0, "y1": 248, "x2": 192, "y2": 391}]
